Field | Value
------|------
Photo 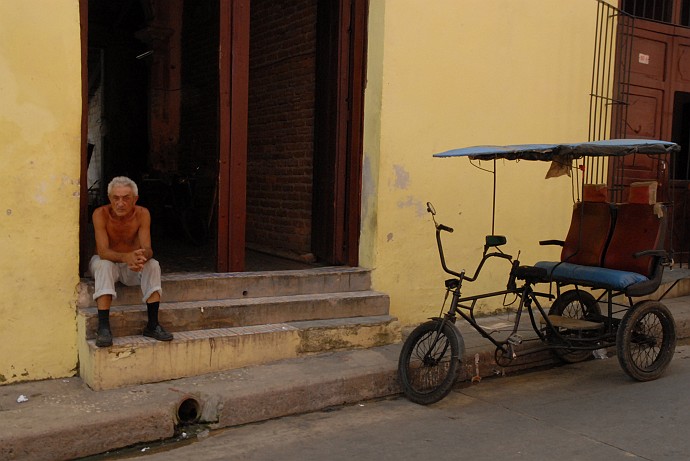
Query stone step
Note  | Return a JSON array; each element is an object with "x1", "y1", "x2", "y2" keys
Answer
[
  {"x1": 78, "y1": 315, "x2": 401, "y2": 390},
  {"x1": 78, "y1": 291, "x2": 390, "y2": 340},
  {"x1": 76, "y1": 266, "x2": 397, "y2": 390},
  {"x1": 77, "y1": 267, "x2": 373, "y2": 308}
]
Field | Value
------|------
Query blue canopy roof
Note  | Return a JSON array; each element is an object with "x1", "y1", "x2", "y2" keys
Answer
[{"x1": 434, "y1": 139, "x2": 679, "y2": 161}]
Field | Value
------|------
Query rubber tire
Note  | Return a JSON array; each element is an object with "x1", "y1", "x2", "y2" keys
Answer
[
  {"x1": 617, "y1": 300, "x2": 676, "y2": 382},
  {"x1": 398, "y1": 320, "x2": 462, "y2": 405},
  {"x1": 547, "y1": 289, "x2": 601, "y2": 363}
]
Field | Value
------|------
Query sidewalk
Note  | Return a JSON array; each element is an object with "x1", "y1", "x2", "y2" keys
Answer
[{"x1": 2, "y1": 297, "x2": 690, "y2": 461}]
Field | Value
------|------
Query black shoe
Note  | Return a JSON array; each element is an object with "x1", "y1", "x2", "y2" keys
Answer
[
  {"x1": 96, "y1": 328, "x2": 113, "y2": 347},
  {"x1": 143, "y1": 324, "x2": 173, "y2": 341}
]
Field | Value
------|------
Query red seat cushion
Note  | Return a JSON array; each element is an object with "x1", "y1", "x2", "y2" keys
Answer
[
  {"x1": 561, "y1": 202, "x2": 614, "y2": 267},
  {"x1": 603, "y1": 203, "x2": 664, "y2": 277}
]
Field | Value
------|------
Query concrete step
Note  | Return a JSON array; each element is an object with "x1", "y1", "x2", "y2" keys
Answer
[
  {"x1": 78, "y1": 315, "x2": 401, "y2": 390},
  {"x1": 78, "y1": 290, "x2": 390, "y2": 340},
  {"x1": 77, "y1": 266, "x2": 373, "y2": 308},
  {"x1": 76, "y1": 266, "x2": 400, "y2": 391}
]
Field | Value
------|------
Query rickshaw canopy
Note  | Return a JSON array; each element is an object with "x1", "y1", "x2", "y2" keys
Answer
[{"x1": 433, "y1": 139, "x2": 679, "y2": 161}]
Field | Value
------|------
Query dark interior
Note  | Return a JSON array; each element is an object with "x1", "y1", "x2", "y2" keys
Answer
[{"x1": 85, "y1": 0, "x2": 326, "y2": 273}]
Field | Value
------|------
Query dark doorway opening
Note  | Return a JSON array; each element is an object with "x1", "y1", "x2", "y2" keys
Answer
[
  {"x1": 81, "y1": 0, "x2": 366, "y2": 274},
  {"x1": 672, "y1": 91, "x2": 690, "y2": 179},
  {"x1": 84, "y1": 0, "x2": 220, "y2": 273},
  {"x1": 671, "y1": 91, "x2": 690, "y2": 264}
]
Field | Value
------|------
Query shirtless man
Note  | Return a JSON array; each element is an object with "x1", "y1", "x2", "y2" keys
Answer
[{"x1": 89, "y1": 176, "x2": 173, "y2": 347}]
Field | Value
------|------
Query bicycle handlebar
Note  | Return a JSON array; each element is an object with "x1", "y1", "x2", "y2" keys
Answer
[
  {"x1": 430, "y1": 204, "x2": 512, "y2": 282},
  {"x1": 435, "y1": 226, "x2": 464, "y2": 279}
]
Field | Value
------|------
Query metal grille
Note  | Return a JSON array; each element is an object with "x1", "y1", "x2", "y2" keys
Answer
[
  {"x1": 621, "y1": 0, "x2": 690, "y2": 28},
  {"x1": 683, "y1": 0, "x2": 690, "y2": 25},
  {"x1": 621, "y1": 0, "x2": 674, "y2": 22},
  {"x1": 585, "y1": 1, "x2": 635, "y2": 204}
]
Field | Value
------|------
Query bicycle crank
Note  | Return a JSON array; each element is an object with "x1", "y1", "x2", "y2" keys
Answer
[{"x1": 494, "y1": 344, "x2": 516, "y2": 367}]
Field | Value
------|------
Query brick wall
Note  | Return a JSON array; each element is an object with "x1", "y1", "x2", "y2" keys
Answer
[{"x1": 246, "y1": 0, "x2": 317, "y2": 258}]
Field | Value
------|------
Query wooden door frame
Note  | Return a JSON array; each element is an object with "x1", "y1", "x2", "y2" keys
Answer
[
  {"x1": 217, "y1": 0, "x2": 249, "y2": 272},
  {"x1": 312, "y1": 0, "x2": 368, "y2": 266},
  {"x1": 345, "y1": 0, "x2": 368, "y2": 266}
]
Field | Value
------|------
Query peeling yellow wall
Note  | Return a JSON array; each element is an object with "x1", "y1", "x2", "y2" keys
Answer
[
  {"x1": 0, "y1": 0, "x2": 608, "y2": 382},
  {"x1": 363, "y1": 0, "x2": 605, "y2": 325},
  {"x1": 0, "y1": 1, "x2": 81, "y2": 383}
]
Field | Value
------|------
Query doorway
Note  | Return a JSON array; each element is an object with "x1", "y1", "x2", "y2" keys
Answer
[
  {"x1": 80, "y1": 0, "x2": 367, "y2": 274},
  {"x1": 671, "y1": 91, "x2": 690, "y2": 262}
]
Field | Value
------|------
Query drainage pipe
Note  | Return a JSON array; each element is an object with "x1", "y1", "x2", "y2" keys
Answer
[{"x1": 176, "y1": 396, "x2": 202, "y2": 425}]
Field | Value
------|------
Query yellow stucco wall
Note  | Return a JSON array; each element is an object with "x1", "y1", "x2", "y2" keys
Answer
[
  {"x1": 0, "y1": 2, "x2": 81, "y2": 383},
  {"x1": 363, "y1": 0, "x2": 609, "y2": 325}
]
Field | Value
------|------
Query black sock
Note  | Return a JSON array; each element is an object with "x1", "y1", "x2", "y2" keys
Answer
[
  {"x1": 147, "y1": 301, "x2": 160, "y2": 329},
  {"x1": 98, "y1": 309, "x2": 110, "y2": 331}
]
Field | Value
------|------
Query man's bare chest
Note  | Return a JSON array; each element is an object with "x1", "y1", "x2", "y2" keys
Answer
[{"x1": 106, "y1": 215, "x2": 140, "y2": 244}]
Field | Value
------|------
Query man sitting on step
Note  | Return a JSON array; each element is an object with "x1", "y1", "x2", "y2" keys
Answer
[{"x1": 89, "y1": 176, "x2": 173, "y2": 347}]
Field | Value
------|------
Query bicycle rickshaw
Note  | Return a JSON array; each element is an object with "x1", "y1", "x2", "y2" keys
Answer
[{"x1": 398, "y1": 139, "x2": 680, "y2": 405}]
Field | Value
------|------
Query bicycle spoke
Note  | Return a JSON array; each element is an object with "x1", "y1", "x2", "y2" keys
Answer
[{"x1": 629, "y1": 314, "x2": 663, "y2": 370}]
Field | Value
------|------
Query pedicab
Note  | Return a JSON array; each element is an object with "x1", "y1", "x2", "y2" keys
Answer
[{"x1": 398, "y1": 139, "x2": 680, "y2": 405}]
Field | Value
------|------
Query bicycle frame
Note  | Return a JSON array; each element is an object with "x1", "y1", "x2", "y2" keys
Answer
[{"x1": 427, "y1": 202, "x2": 625, "y2": 362}]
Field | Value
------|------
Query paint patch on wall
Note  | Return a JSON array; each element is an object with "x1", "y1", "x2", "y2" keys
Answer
[
  {"x1": 393, "y1": 164, "x2": 410, "y2": 189},
  {"x1": 361, "y1": 155, "x2": 375, "y2": 208},
  {"x1": 34, "y1": 182, "x2": 48, "y2": 205},
  {"x1": 397, "y1": 196, "x2": 426, "y2": 217}
]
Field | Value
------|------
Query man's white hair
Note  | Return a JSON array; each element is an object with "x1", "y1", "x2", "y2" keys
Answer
[{"x1": 107, "y1": 176, "x2": 139, "y2": 196}]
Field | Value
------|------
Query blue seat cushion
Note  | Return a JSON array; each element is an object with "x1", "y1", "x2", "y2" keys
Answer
[{"x1": 534, "y1": 261, "x2": 648, "y2": 290}]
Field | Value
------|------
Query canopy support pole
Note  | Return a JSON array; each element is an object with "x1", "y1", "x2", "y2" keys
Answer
[{"x1": 492, "y1": 158, "x2": 496, "y2": 235}]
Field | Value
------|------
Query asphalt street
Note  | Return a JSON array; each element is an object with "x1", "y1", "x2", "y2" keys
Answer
[{"x1": 98, "y1": 343, "x2": 690, "y2": 461}]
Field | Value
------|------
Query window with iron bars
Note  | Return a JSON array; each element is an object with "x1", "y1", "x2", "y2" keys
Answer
[{"x1": 621, "y1": 0, "x2": 690, "y2": 27}]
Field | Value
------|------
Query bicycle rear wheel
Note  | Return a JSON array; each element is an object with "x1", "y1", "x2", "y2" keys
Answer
[
  {"x1": 547, "y1": 289, "x2": 601, "y2": 363},
  {"x1": 398, "y1": 320, "x2": 462, "y2": 405},
  {"x1": 617, "y1": 300, "x2": 676, "y2": 381}
]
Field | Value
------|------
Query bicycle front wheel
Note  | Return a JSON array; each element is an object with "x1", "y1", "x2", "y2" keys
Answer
[{"x1": 398, "y1": 320, "x2": 462, "y2": 405}]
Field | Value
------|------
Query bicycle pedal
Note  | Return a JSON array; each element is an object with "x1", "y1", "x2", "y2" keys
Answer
[{"x1": 507, "y1": 334, "x2": 523, "y2": 346}]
